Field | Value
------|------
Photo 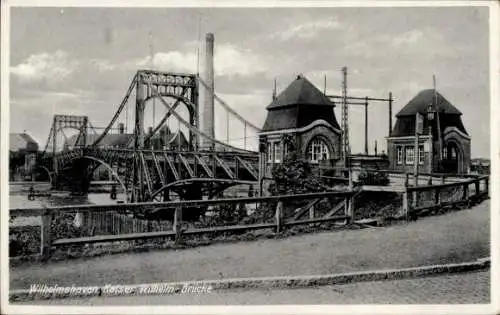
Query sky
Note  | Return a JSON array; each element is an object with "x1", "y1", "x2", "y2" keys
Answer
[{"x1": 9, "y1": 6, "x2": 491, "y2": 157}]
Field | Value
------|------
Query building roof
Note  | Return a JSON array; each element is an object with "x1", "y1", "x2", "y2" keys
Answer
[
  {"x1": 391, "y1": 89, "x2": 467, "y2": 137},
  {"x1": 261, "y1": 75, "x2": 340, "y2": 132},
  {"x1": 10, "y1": 133, "x2": 39, "y2": 152},
  {"x1": 65, "y1": 133, "x2": 135, "y2": 148},
  {"x1": 267, "y1": 75, "x2": 335, "y2": 110},
  {"x1": 391, "y1": 114, "x2": 468, "y2": 137},
  {"x1": 396, "y1": 89, "x2": 462, "y2": 117}
]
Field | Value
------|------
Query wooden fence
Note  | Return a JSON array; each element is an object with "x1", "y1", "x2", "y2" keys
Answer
[
  {"x1": 9, "y1": 173, "x2": 489, "y2": 261},
  {"x1": 10, "y1": 190, "x2": 357, "y2": 260}
]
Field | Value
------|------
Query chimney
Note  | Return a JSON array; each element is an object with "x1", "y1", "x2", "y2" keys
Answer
[
  {"x1": 202, "y1": 33, "x2": 215, "y2": 150},
  {"x1": 118, "y1": 123, "x2": 125, "y2": 134}
]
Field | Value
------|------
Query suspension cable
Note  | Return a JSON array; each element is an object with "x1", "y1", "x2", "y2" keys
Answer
[
  {"x1": 149, "y1": 83, "x2": 256, "y2": 153},
  {"x1": 92, "y1": 73, "x2": 138, "y2": 146},
  {"x1": 197, "y1": 75, "x2": 261, "y2": 131},
  {"x1": 143, "y1": 87, "x2": 189, "y2": 143}
]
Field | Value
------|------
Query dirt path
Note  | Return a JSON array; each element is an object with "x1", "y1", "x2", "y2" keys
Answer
[{"x1": 10, "y1": 201, "x2": 490, "y2": 290}]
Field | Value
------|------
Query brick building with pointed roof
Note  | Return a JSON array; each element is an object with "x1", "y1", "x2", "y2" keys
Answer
[
  {"x1": 387, "y1": 89, "x2": 471, "y2": 174},
  {"x1": 259, "y1": 75, "x2": 342, "y2": 170}
]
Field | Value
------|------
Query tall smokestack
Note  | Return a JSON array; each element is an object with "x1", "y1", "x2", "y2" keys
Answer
[{"x1": 202, "y1": 33, "x2": 215, "y2": 150}]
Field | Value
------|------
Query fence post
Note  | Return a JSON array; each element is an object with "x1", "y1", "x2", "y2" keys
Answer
[
  {"x1": 485, "y1": 177, "x2": 489, "y2": 196},
  {"x1": 441, "y1": 175, "x2": 445, "y2": 184},
  {"x1": 434, "y1": 187, "x2": 441, "y2": 206},
  {"x1": 474, "y1": 180, "x2": 480, "y2": 197},
  {"x1": 348, "y1": 168, "x2": 353, "y2": 188},
  {"x1": 412, "y1": 190, "x2": 418, "y2": 209},
  {"x1": 174, "y1": 206, "x2": 183, "y2": 244},
  {"x1": 349, "y1": 192, "x2": 355, "y2": 222},
  {"x1": 404, "y1": 173, "x2": 409, "y2": 187},
  {"x1": 309, "y1": 204, "x2": 315, "y2": 220},
  {"x1": 40, "y1": 209, "x2": 52, "y2": 261},
  {"x1": 343, "y1": 195, "x2": 353, "y2": 224},
  {"x1": 427, "y1": 176, "x2": 432, "y2": 186},
  {"x1": 462, "y1": 183, "x2": 469, "y2": 200},
  {"x1": 275, "y1": 201, "x2": 284, "y2": 233},
  {"x1": 401, "y1": 191, "x2": 408, "y2": 221}
]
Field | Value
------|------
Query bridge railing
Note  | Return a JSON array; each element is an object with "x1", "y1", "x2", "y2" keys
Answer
[
  {"x1": 10, "y1": 190, "x2": 358, "y2": 261},
  {"x1": 401, "y1": 175, "x2": 489, "y2": 218},
  {"x1": 318, "y1": 165, "x2": 481, "y2": 180}
]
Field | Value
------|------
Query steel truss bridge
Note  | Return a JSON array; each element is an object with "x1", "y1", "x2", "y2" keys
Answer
[{"x1": 38, "y1": 70, "x2": 262, "y2": 203}]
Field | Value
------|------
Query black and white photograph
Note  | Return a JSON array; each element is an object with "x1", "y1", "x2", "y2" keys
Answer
[{"x1": 1, "y1": 1, "x2": 498, "y2": 314}]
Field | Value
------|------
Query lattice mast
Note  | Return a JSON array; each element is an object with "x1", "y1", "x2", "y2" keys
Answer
[{"x1": 341, "y1": 67, "x2": 349, "y2": 166}]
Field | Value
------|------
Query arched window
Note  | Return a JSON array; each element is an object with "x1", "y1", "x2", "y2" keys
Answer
[{"x1": 307, "y1": 138, "x2": 330, "y2": 163}]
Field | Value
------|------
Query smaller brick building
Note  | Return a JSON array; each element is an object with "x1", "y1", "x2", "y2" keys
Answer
[
  {"x1": 258, "y1": 75, "x2": 342, "y2": 174},
  {"x1": 387, "y1": 89, "x2": 471, "y2": 174}
]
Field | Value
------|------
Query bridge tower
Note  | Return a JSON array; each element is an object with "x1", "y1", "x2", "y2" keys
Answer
[
  {"x1": 132, "y1": 70, "x2": 199, "y2": 201},
  {"x1": 43, "y1": 115, "x2": 89, "y2": 188}
]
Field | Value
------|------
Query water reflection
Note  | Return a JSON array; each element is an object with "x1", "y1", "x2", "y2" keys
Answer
[{"x1": 9, "y1": 182, "x2": 123, "y2": 227}]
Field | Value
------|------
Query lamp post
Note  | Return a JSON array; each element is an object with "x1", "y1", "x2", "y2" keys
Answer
[
  {"x1": 427, "y1": 103, "x2": 436, "y2": 173},
  {"x1": 258, "y1": 136, "x2": 268, "y2": 197},
  {"x1": 413, "y1": 112, "x2": 423, "y2": 187}
]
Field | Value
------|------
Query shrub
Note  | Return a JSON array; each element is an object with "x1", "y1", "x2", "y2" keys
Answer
[
  {"x1": 357, "y1": 169, "x2": 390, "y2": 186},
  {"x1": 268, "y1": 135, "x2": 327, "y2": 196}
]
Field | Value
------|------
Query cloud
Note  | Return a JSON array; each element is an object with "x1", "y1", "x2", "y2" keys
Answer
[
  {"x1": 271, "y1": 17, "x2": 342, "y2": 41},
  {"x1": 89, "y1": 59, "x2": 116, "y2": 73},
  {"x1": 214, "y1": 44, "x2": 266, "y2": 77},
  {"x1": 10, "y1": 50, "x2": 78, "y2": 83},
  {"x1": 136, "y1": 51, "x2": 197, "y2": 73},
  {"x1": 345, "y1": 27, "x2": 452, "y2": 60},
  {"x1": 132, "y1": 43, "x2": 267, "y2": 77},
  {"x1": 391, "y1": 29, "x2": 425, "y2": 47}
]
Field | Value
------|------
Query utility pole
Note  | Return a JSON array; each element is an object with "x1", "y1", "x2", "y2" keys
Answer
[
  {"x1": 388, "y1": 92, "x2": 393, "y2": 137},
  {"x1": 341, "y1": 67, "x2": 349, "y2": 167},
  {"x1": 149, "y1": 30, "x2": 156, "y2": 146},
  {"x1": 364, "y1": 97, "x2": 368, "y2": 155}
]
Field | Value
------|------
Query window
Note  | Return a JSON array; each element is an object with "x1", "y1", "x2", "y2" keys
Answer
[
  {"x1": 267, "y1": 141, "x2": 283, "y2": 163},
  {"x1": 442, "y1": 147, "x2": 448, "y2": 159},
  {"x1": 274, "y1": 142, "x2": 282, "y2": 163},
  {"x1": 267, "y1": 143, "x2": 273, "y2": 162},
  {"x1": 405, "y1": 146, "x2": 414, "y2": 165},
  {"x1": 396, "y1": 146, "x2": 403, "y2": 164},
  {"x1": 418, "y1": 145, "x2": 424, "y2": 165},
  {"x1": 307, "y1": 138, "x2": 330, "y2": 163}
]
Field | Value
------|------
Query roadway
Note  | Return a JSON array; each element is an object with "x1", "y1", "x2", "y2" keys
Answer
[{"x1": 18, "y1": 270, "x2": 489, "y2": 305}]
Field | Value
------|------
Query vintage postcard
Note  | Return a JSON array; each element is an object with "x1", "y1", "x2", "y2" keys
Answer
[{"x1": 1, "y1": 1, "x2": 498, "y2": 314}]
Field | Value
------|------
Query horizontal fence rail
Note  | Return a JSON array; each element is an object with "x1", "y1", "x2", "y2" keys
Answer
[
  {"x1": 10, "y1": 190, "x2": 358, "y2": 260},
  {"x1": 401, "y1": 175, "x2": 489, "y2": 218}
]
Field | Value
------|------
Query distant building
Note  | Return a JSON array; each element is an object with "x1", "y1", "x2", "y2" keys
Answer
[
  {"x1": 258, "y1": 75, "x2": 342, "y2": 172},
  {"x1": 64, "y1": 123, "x2": 189, "y2": 150},
  {"x1": 9, "y1": 132, "x2": 39, "y2": 181},
  {"x1": 10, "y1": 133, "x2": 39, "y2": 153},
  {"x1": 387, "y1": 89, "x2": 471, "y2": 174}
]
